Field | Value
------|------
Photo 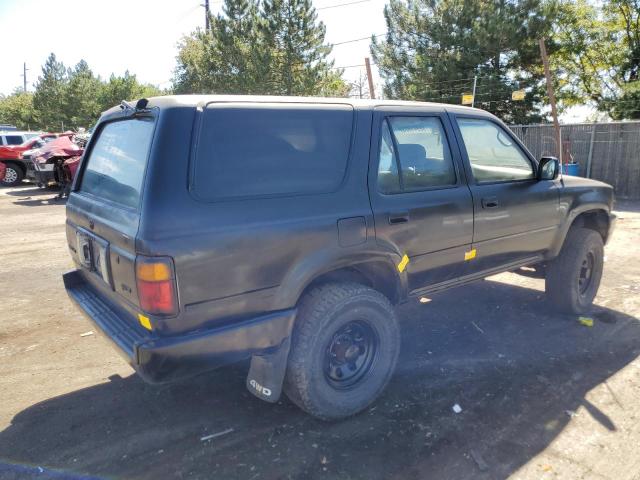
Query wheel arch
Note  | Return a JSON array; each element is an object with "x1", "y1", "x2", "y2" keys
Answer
[
  {"x1": 550, "y1": 205, "x2": 612, "y2": 257},
  {"x1": 274, "y1": 251, "x2": 408, "y2": 309},
  {"x1": 3, "y1": 160, "x2": 26, "y2": 175}
]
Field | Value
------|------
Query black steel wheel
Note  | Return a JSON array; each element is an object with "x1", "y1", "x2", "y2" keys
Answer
[
  {"x1": 284, "y1": 282, "x2": 400, "y2": 420},
  {"x1": 324, "y1": 320, "x2": 379, "y2": 389},
  {"x1": 546, "y1": 227, "x2": 604, "y2": 314}
]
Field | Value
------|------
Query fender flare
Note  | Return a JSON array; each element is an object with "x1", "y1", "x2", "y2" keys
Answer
[
  {"x1": 548, "y1": 202, "x2": 611, "y2": 257},
  {"x1": 272, "y1": 246, "x2": 408, "y2": 310}
]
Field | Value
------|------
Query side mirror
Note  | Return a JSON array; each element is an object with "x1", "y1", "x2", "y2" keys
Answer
[{"x1": 538, "y1": 156, "x2": 559, "y2": 181}]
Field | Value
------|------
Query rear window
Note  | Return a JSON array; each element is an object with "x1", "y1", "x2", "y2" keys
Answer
[
  {"x1": 194, "y1": 103, "x2": 353, "y2": 200},
  {"x1": 80, "y1": 118, "x2": 154, "y2": 209}
]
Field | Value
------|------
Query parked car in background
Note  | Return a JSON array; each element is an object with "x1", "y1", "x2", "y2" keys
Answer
[
  {"x1": 0, "y1": 133, "x2": 58, "y2": 186},
  {"x1": 0, "y1": 160, "x2": 5, "y2": 183},
  {"x1": 0, "y1": 131, "x2": 41, "y2": 146},
  {"x1": 24, "y1": 134, "x2": 83, "y2": 194}
]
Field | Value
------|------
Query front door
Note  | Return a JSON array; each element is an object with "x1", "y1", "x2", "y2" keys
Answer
[
  {"x1": 450, "y1": 114, "x2": 562, "y2": 273},
  {"x1": 368, "y1": 108, "x2": 474, "y2": 293}
]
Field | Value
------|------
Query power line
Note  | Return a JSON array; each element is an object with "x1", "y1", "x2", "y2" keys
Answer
[
  {"x1": 332, "y1": 33, "x2": 385, "y2": 46},
  {"x1": 317, "y1": 0, "x2": 371, "y2": 10}
]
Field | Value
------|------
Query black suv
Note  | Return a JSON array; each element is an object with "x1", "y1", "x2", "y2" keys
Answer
[{"x1": 63, "y1": 96, "x2": 615, "y2": 420}]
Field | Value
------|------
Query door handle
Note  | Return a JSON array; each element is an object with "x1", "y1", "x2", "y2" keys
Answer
[
  {"x1": 388, "y1": 212, "x2": 410, "y2": 224},
  {"x1": 481, "y1": 197, "x2": 499, "y2": 209}
]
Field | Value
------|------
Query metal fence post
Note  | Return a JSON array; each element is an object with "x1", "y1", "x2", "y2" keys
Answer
[{"x1": 586, "y1": 123, "x2": 596, "y2": 179}]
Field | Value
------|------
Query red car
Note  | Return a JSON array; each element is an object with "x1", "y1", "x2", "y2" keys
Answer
[
  {"x1": 0, "y1": 133, "x2": 58, "y2": 186},
  {"x1": 0, "y1": 133, "x2": 57, "y2": 160},
  {"x1": 0, "y1": 160, "x2": 6, "y2": 183}
]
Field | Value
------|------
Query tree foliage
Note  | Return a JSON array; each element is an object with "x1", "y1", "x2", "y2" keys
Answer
[
  {"x1": 0, "y1": 90, "x2": 37, "y2": 130},
  {"x1": 371, "y1": 0, "x2": 556, "y2": 123},
  {"x1": 553, "y1": 0, "x2": 640, "y2": 119},
  {"x1": 173, "y1": 0, "x2": 348, "y2": 96},
  {"x1": 0, "y1": 53, "x2": 163, "y2": 131}
]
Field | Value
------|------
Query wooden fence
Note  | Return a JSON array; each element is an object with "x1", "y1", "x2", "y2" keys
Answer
[{"x1": 509, "y1": 122, "x2": 640, "y2": 199}]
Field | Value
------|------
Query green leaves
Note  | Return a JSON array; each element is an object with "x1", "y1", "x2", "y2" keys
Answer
[
  {"x1": 553, "y1": 0, "x2": 640, "y2": 119},
  {"x1": 372, "y1": 0, "x2": 555, "y2": 123},
  {"x1": 0, "y1": 54, "x2": 163, "y2": 131},
  {"x1": 173, "y1": 0, "x2": 347, "y2": 96}
]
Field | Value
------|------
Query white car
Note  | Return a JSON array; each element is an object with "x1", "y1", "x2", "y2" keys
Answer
[{"x1": 0, "y1": 131, "x2": 41, "y2": 146}]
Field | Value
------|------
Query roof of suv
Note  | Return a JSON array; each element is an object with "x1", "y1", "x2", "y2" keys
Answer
[{"x1": 106, "y1": 95, "x2": 492, "y2": 117}]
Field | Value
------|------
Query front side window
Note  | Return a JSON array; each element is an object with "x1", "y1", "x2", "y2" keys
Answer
[
  {"x1": 377, "y1": 116, "x2": 456, "y2": 194},
  {"x1": 457, "y1": 118, "x2": 534, "y2": 182}
]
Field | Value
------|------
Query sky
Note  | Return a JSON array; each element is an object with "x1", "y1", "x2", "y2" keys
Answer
[
  {"x1": 0, "y1": 0, "x2": 590, "y2": 121},
  {"x1": 0, "y1": 0, "x2": 388, "y2": 96}
]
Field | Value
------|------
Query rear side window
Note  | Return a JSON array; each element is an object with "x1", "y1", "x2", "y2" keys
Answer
[
  {"x1": 5, "y1": 135, "x2": 23, "y2": 145},
  {"x1": 80, "y1": 118, "x2": 154, "y2": 209},
  {"x1": 377, "y1": 116, "x2": 456, "y2": 194},
  {"x1": 194, "y1": 104, "x2": 353, "y2": 200}
]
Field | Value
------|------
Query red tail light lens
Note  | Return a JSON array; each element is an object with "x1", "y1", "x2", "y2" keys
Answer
[{"x1": 136, "y1": 256, "x2": 178, "y2": 315}]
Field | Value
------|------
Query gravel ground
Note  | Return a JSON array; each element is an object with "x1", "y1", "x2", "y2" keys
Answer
[{"x1": 0, "y1": 185, "x2": 639, "y2": 480}]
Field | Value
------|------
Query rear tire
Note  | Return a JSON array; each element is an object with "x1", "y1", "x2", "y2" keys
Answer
[
  {"x1": 545, "y1": 227, "x2": 604, "y2": 314},
  {"x1": 284, "y1": 282, "x2": 400, "y2": 421},
  {"x1": 1, "y1": 162, "x2": 24, "y2": 187}
]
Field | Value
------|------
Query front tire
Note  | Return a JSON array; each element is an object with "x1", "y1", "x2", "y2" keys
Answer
[
  {"x1": 1, "y1": 163, "x2": 24, "y2": 187},
  {"x1": 284, "y1": 282, "x2": 400, "y2": 420},
  {"x1": 546, "y1": 227, "x2": 604, "y2": 314}
]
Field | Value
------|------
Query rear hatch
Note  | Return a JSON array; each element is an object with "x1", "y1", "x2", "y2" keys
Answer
[{"x1": 66, "y1": 114, "x2": 156, "y2": 314}]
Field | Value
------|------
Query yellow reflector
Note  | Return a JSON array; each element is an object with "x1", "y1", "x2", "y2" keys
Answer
[
  {"x1": 397, "y1": 254, "x2": 410, "y2": 273},
  {"x1": 138, "y1": 314, "x2": 152, "y2": 330},
  {"x1": 136, "y1": 262, "x2": 171, "y2": 282},
  {"x1": 464, "y1": 248, "x2": 477, "y2": 261}
]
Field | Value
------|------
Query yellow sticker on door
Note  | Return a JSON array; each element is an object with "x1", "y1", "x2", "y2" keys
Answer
[
  {"x1": 464, "y1": 248, "x2": 477, "y2": 261},
  {"x1": 397, "y1": 254, "x2": 410, "y2": 272}
]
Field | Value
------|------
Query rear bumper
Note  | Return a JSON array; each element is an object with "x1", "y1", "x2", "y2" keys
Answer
[{"x1": 63, "y1": 270, "x2": 296, "y2": 383}]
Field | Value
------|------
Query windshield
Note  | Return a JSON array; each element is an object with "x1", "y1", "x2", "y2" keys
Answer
[{"x1": 79, "y1": 118, "x2": 154, "y2": 209}]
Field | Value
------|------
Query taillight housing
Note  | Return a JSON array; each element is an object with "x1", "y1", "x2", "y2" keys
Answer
[{"x1": 135, "y1": 256, "x2": 178, "y2": 316}]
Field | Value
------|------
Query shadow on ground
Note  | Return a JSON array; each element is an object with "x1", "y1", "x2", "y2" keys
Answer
[
  {"x1": 1, "y1": 280, "x2": 638, "y2": 480},
  {"x1": 2, "y1": 186, "x2": 65, "y2": 206}
]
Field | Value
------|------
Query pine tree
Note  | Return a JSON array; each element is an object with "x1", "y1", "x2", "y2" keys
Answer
[
  {"x1": 99, "y1": 71, "x2": 162, "y2": 110},
  {"x1": 371, "y1": 0, "x2": 555, "y2": 123},
  {"x1": 173, "y1": 0, "x2": 347, "y2": 96},
  {"x1": 64, "y1": 60, "x2": 102, "y2": 129},
  {"x1": 260, "y1": 0, "x2": 334, "y2": 95},
  {"x1": 33, "y1": 53, "x2": 68, "y2": 130}
]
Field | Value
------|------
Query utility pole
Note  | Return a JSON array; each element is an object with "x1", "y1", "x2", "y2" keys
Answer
[
  {"x1": 365, "y1": 57, "x2": 376, "y2": 100},
  {"x1": 471, "y1": 75, "x2": 477, "y2": 108},
  {"x1": 204, "y1": 0, "x2": 211, "y2": 32},
  {"x1": 21, "y1": 62, "x2": 28, "y2": 92},
  {"x1": 538, "y1": 38, "x2": 562, "y2": 167}
]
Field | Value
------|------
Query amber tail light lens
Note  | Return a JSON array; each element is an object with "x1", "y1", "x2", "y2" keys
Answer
[{"x1": 135, "y1": 256, "x2": 178, "y2": 315}]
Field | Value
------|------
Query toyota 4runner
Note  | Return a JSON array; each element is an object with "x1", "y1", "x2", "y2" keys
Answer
[{"x1": 63, "y1": 96, "x2": 616, "y2": 420}]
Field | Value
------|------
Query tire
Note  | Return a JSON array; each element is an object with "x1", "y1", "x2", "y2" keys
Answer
[
  {"x1": 284, "y1": 282, "x2": 400, "y2": 420},
  {"x1": 545, "y1": 227, "x2": 604, "y2": 314},
  {"x1": 1, "y1": 163, "x2": 24, "y2": 187}
]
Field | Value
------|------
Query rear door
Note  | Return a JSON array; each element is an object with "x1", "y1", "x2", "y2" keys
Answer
[
  {"x1": 450, "y1": 113, "x2": 561, "y2": 272},
  {"x1": 66, "y1": 115, "x2": 156, "y2": 310},
  {"x1": 368, "y1": 107, "x2": 474, "y2": 293}
]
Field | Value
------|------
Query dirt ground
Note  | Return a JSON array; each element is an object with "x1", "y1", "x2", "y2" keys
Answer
[{"x1": 0, "y1": 185, "x2": 639, "y2": 480}]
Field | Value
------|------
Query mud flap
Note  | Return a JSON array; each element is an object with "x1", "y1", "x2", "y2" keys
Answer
[{"x1": 246, "y1": 336, "x2": 291, "y2": 403}]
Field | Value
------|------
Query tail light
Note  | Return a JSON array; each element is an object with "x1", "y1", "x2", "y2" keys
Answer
[{"x1": 136, "y1": 256, "x2": 178, "y2": 316}]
